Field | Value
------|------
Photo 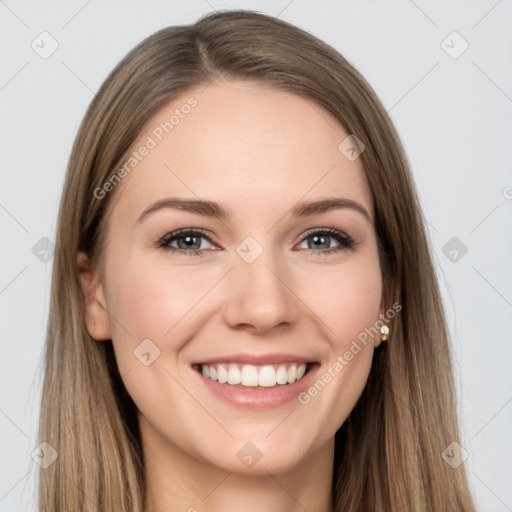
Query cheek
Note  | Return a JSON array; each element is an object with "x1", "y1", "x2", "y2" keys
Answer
[
  {"x1": 296, "y1": 258, "x2": 381, "y2": 430},
  {"x1": 308, "y1": 257, "x2": 382, "y2": 348},
  {"x1": 103, "y1": 256, "x2": 208, "y2": 429},
  {"x1": 105, "y1": 254, "x2": 222, "y2": 364}
]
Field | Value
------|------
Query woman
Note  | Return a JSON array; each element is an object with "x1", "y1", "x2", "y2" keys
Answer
[{"x1": 37, "y1": 9, "x2": 477, "y2": 511}]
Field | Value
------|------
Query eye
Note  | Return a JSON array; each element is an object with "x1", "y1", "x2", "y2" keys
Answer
[
  {"x1": 155, "y1": 227, "x2": 357, "y2": 257},
  {"x1": 295, "y1": 228, "x2": 356, "y2": 256},
  {"x1": 156, "y1": 228, "x2": 217, "y2": 257}
]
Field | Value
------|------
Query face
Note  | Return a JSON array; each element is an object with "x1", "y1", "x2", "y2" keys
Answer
[{"x1": 79, "y1": 79, "x2": 385, "y2": 477}]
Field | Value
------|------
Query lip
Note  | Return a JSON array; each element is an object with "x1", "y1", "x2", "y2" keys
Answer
[
  {"x1": 191, "y1": 359, "x2": 320, "y2": 409},
  {"x1": 190, "y1": 353, "x2": 314, "y2": 366}
]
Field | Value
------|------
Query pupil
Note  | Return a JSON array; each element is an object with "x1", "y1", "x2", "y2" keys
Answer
[
  {"x1": 180, "y1": 235, "x2": 199, "y2": 249},
  {"x1": 311, "y1": 235, "x2": 329, "y2": 249}
]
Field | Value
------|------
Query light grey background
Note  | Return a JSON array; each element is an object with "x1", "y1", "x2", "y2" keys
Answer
[{"x1": 1, "y1": 1, "x2": 511, "y2": 510}]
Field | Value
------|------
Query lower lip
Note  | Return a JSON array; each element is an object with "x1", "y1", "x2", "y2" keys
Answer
[{"x1": 192, "y1": 364, "x2": 319, "y2": 409}]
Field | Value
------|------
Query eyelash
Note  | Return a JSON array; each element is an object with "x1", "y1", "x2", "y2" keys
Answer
[{"x1": 155, "y1": 228, "x2": 357, "y2": 257}]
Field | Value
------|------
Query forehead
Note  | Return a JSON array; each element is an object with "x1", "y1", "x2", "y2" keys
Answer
[{"x1": 107, "y1": 80, "x2": 374, "y2": 226}]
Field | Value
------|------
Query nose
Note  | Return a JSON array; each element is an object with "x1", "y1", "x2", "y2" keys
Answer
[{"x1": 222, "y1": 247, "x2": 299, "y2": 335}]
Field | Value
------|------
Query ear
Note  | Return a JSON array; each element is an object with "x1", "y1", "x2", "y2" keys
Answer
[{"x1": 77, "y1": 251, "x2": 111, "y2": 341}]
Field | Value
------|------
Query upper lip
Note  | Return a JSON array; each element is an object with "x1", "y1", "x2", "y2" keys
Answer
[{"x1": 191, "y1": 353, "x2": 316, "y2": 366}]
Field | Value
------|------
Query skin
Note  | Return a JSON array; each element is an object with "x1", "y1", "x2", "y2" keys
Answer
[{"x1": 78, "y1": 79, "x2": 387, "y2": 512}]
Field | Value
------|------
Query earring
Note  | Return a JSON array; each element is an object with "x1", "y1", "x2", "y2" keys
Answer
[{"x1": 380, "y1": 325, "x2": 389, "y2": 341}]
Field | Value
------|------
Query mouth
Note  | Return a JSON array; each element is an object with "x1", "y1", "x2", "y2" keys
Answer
[
  {"x1": 192, "y1": 361, "x2": 312, "y2": 389},
  {"x1": 190, "y1": 355, "x2": 320, "y2": 408}
]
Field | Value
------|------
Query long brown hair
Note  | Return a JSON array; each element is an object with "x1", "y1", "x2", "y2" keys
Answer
[{"x1": 38, "y1": 9, "x2": 476, "y2": 511}]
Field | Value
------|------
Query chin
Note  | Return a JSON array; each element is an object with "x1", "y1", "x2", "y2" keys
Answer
[{"x1": 197, "y1": 429, "x2": 320, "y2": 476}]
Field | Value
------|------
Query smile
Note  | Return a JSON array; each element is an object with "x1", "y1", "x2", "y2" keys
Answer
[
  {"x1": 197, "y1": 362, "x2": 308, "y2": 388},
  {"x1": 190, "y1": 353, "x2": 319, "y2": 408}
]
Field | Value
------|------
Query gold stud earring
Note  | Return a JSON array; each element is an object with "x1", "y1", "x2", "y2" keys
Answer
[{"x1": 380, "y1": 325, "x2": 389, "y2": 341}]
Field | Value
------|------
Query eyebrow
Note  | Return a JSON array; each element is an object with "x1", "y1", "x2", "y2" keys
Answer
[{"x1": 136, "y1": 197, "x2": 372, "y2": 224}]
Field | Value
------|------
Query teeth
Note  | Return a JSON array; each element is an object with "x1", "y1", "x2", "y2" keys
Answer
[
  {"x1": 227, "y1": 365, "x2": 241, "y2": 385},
  {"x1": 276, "y1": 366, "x2": 288, "y2": 384},
  {"x1": 288, "y1": 364, "x2": 297, "y2": 383},
  {"x1": 241, "y1": 365, "x2": 259, "y2": 386},
  {"x1": 217, "y1": 364, "x2": 228, "y2": 383},
  {"x1": 199, "y1": 362, "x2": 308, "y2": 387},
  {"x1": 258, "y1": 365, "x2": 276, "y2": 387}
]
